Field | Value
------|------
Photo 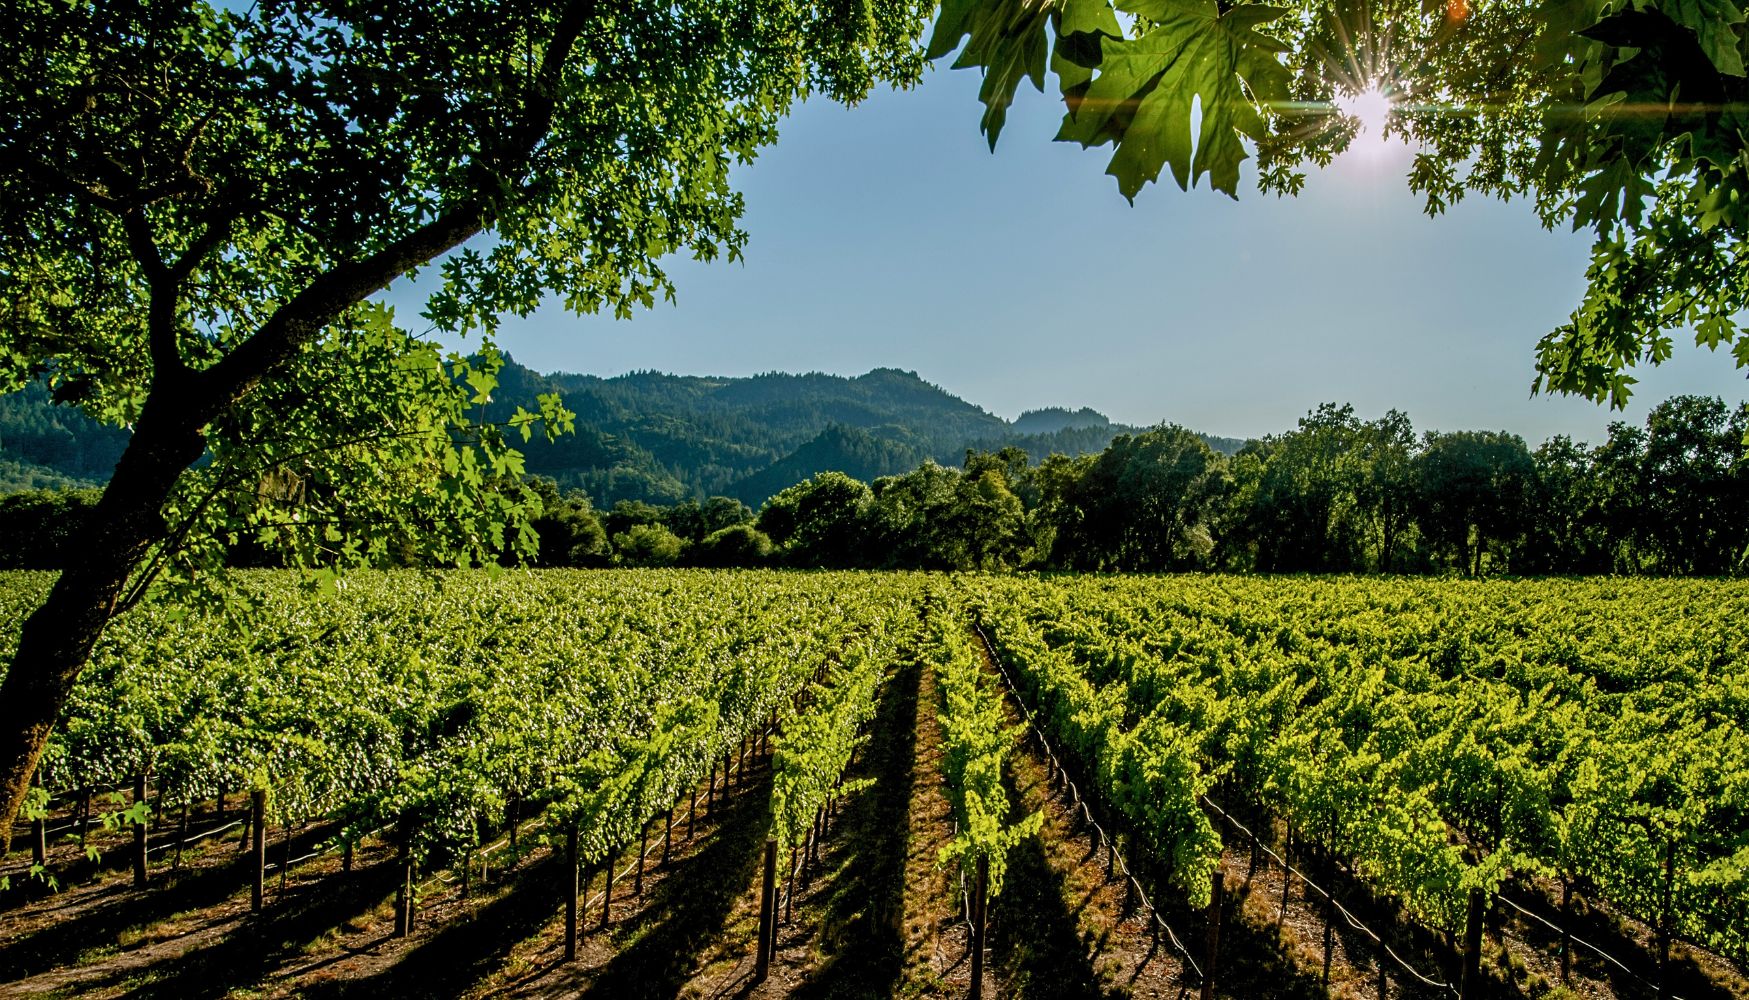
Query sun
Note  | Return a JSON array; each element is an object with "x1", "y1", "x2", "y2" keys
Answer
[{"x1": 1334, "y1": 86, "x2": 1395, "y2": 142}]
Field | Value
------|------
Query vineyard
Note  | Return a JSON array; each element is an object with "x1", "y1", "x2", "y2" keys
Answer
[{"x1": 1, "y1": 570, "x2": 1746, "y2": 999}]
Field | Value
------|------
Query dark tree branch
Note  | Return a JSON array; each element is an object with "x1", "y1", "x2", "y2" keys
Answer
[
  {"x1": 168, "y1": 193, "x2": 256, "y2": 284},
  {"x1": 120, "y1": 209, "x2": 168, "y2": 282}
]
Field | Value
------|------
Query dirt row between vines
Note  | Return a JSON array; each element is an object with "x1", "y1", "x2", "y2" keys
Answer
[{"x1": 975, "y1": 628, "x2": 1337, "y2": 1000}]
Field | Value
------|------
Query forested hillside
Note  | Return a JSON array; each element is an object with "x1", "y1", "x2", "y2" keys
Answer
[
  {"x1": 0, "y1": 384, "x2": 129, "y2": 494},
  {"x1": 2, "y1": 359, "x2": 1227, "y2": 506},
  {"x1": 481, "y1": 360, "x2": 1233, "y2": 504}
]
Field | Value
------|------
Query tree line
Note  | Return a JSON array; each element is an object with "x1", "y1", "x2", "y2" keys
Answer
[
  {"x1": 14, "y1": 394, "x2": 1736, "y2": 576},
  {"x1": 743, "y1": 394, "x2": 1748, "y2": 576}
]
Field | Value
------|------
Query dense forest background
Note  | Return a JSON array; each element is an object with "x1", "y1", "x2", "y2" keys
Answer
[
  {"x1": 2, "y1": 362, "x2": 1744, "y2": 576},
  {"x1": 0, "y1": 358, "x2": 1238, "y2": 503}
]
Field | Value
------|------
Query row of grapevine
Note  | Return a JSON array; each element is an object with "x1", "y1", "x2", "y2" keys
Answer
[
  {"x1": 0, "y1": 570, "x2": 926, "y2": 930},
  {"x1": 961, "y1": 584, "x2": 1229, "y2": 908},
  {"x1": 1146, "y1": 576, "x2": 1748, "y2": 965},
  {"x1": 752, "y1": 594, "x2": 921, "y2": 978},
  {"x1": 926, "y1": 588, "x2": 1040, "y2": 901},
  {"x1": 925, "y1": 587, "x2": 1041, "y2": 1000},
  {"x1": 767, "y1": 596, "x2": 918, "y2": 890},
  {"x1": 962, "y1": 573, "x2": 1749, "y2": 976}
]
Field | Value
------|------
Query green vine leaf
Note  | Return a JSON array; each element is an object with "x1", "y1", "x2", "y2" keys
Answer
[{"x1": 1057, "y1": 0, "x2": 1289, "y2": 199}]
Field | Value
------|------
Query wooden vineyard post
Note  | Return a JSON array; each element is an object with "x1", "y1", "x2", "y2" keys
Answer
[
  {"x1": 508, "y1": 796, "x2": 520, "y2": 855},
  {"x1": 688, "y1": 786, "x2": 698, "y2": 839},
  {"x1": 132, "y1": 770, "x2": 149, "y2": 887},
  {"x1": 785, "y1": 847, "x2": 798, "y2": 923},
  {"x1": 1277, "y1": 821, "x2": 1293, "y2": 943},
  {"x1": 663, "y1": 804, "x2": 674, "y2": 865},
  {"x1": 173, "y1": 800, "x2": 190, "y2": 869},
  {"x1": 564, "y1": 824, "x2": 580, "y2": 962},
  {"x1": 1321, "y1": 881, "x2": 1335, "y2": 987},
  {"x1": 238, "y1": 790, "x2": 252, "y2": 855},
  {"x1": 31, "y1": 811, "x2": 46, "y2": 867},
  {"x1": 1460, "y1": 886, "x2": 1485, "y2": 1000},
  {"x1": 1559, "y1": 879, "x2": 1572, "y2": 983},
  {"x1": 737, "y1": 737, "x2": 747, "y2": 785},
  {"x1": 249, "y1": 789, "x2": 267, "y2": 912},
  {"x1": 343, "y1": 837, "x2": 354, "y2": 874},
  {"x1": 395, "y1": 835, "x2": 416, "y2": 937},
  {"x1": 635, "y1": 820, "x2": 648, "y2": 896},
  {"x1": 1658, "y1": 839, "x2": 1676, "y2": 995},
  {"x1": 1202, "y1": 869, "x2": 1224, "y2": 1000},
  {"x1": 756, "y1": 836, "x2": 778, "y2": 984},
  {"x1": 969, "y1": 854, "x2": 989, "y2": 1000},
  {"x1": 1377, "y1": 925, "x2": 1390, "y2": 1000},
  {"x1": 278, "y1": 818, "x2": 292, "y2": 895},
  {"x1": 706, "y1": 762, "x2": 716, "y2": 816},
  {"x1": 803, "y1": 810, "x2": 821, "y2": 889},
  {"x1": 601, "y1": 846, "x2": 617, "y2": 930}
]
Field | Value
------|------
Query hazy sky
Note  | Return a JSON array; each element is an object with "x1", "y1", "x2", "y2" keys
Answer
[{"x1": 399, "y1": 66, "x2": 1747, "y2": 445}]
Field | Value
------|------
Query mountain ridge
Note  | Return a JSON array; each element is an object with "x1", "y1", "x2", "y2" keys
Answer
[{"x1": 1, "y1": 359, "x2": 1245, "y2": 505}]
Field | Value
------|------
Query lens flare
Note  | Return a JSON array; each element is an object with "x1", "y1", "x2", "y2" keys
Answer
[{"x1": 1335, "y1": 86, "x2": 1394, "y2": 139}]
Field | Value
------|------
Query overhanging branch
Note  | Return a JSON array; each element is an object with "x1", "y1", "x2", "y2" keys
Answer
[{"x1": 192, "y1": 0, "x2": 598, "y2": 424}]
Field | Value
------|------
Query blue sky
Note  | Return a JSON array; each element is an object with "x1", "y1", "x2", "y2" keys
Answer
[{"x1": 403, "y1": 65, "x2": 1747, "y2": 445}]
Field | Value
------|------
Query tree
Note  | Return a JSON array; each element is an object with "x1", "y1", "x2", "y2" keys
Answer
[
  {"x1": 613, "y1": 522, "x2": 686, "y2": 566},
  {"x1": 1590, "y1": 419, "x2": 1654, "y2": 572},
  {"x1": 1634, "y1": 396, "x2": 1749, "y2": 574},
  {"x1": 0, "y1": 1, "x2": 927, "y2": 848},
  {"x1": 1522, "y1": 435, "x2": 1608, "y2": 574},
  {"x1": 869, "y1": 461, "x2": 964, "y2": 568},
  {"x1": 1226, "y1": 404, "x2": 1367, "y2": 573},
  {"x1": 603, "y1": 500, "x2": 670, "y2": 540},
  {"x1": 691, "y1": 523, "x2": 775, "y2": 567},
  {"x1": 1050, "y1": 426, "x2": 1226, "y2": 570},
  {"x1": 666, "y1": 496, "x2": 756, "y2": 544},
  {"x1": 0, "y1": 488, "x2": 102, "y2": 569},
  {"x1": 527, "y1": 479, "x2": 612, "y2": 567},
  {"x1": 1414, "y1": 430, "x2": 1536, "y2": 575},
  {"x1": 757, "y1": 471, "x2": 875, "y2": 567},
  {"x1": 1031, "y1": 451, "x2": 1096, "y2": 566},
  {"x1": 1355, "y1": 410, "x2": 1418, "y2": 572},
  {"x1": 929, "y1": 0, "x2": 1749, "y2": 407},
  {"x1": 944, "y1": 467, "x2": 1030, "y2": 569}
]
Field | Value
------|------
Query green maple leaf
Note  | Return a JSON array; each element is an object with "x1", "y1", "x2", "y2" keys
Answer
[
  {"x1": 928, "y1": 0, "x2": 1126, "y2": 148},
  {"x1": 1654, "y1": 0, "x2": 1747, "y2": 77},
  {"x1": 928, "y1": 0, "x2": 1057, "y2": 146},
  {"x1": 1056, "y1": 0, "x2": 1289, "y2": 200}
]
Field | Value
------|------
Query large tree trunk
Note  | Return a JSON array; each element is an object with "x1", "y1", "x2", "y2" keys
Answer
[{"x1": 0, "y1": 411, "x2": 203, "y2": 855}]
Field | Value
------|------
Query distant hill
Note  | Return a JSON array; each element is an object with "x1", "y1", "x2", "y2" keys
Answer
[
  {"x1": 727, "y1": 425, "x2": 927, "y2": 506},
  {"x1": 0, "y1": 383, "x2": 128, "y2": 493},
  {"x1": 1013, "y1": 406, "x2": 1111, "y2": 435},
  {"x1": 2, "y1": 359, "x2": 1247, "y2": 505}
]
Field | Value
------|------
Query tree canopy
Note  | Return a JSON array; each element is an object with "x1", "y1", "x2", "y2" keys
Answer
[
  {"x1": 929, "y1": 0, "x2": 1749, "y2": 406},
  {"x1": 0, "y1": 0, "x2": 928, "y2": 851}
]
